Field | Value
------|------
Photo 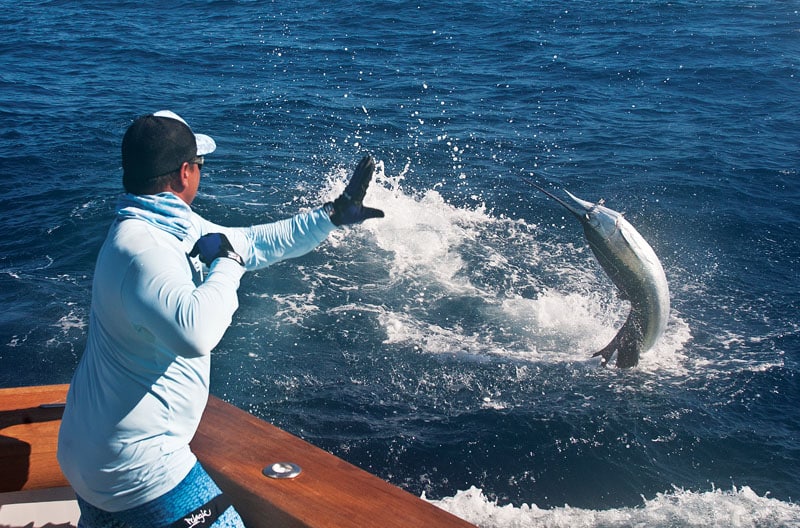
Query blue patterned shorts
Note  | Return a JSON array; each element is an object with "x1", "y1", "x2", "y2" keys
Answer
[{"x1": 76, "y1": 462, "x2": 245, "y2": 528}]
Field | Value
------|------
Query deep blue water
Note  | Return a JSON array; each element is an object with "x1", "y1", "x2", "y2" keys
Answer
[{"x1": 2, "y1": 1, "x2": 799, "y2": 525}]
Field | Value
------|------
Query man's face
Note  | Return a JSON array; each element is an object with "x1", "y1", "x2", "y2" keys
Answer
[{"x1": 184, "y1": 161, "x2": 202, "y2": 205}]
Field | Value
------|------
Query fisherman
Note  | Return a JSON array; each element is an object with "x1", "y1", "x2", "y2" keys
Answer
[{"x1": 57, "y1": 110, "x2": 384, "y2": 527}]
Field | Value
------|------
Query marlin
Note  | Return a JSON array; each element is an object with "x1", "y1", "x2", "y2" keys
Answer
[{"x1": 531, "y1": 183, "x2": 670, "y2": 368}]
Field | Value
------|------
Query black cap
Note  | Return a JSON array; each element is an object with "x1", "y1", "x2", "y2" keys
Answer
[{"x1": 121, "y1": 110, "x2": 216, "y2": 189}]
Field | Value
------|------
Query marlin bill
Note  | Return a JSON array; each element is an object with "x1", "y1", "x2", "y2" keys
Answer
[{"x1": 531, "y1": 183, "x2": 670, "y2": 368}]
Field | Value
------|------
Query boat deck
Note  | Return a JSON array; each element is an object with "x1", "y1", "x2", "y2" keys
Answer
[{"x1": 0, "y1": 486, "x2": 78, "y2": 528}]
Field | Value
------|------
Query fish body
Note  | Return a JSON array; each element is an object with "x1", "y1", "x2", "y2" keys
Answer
[{"x1": 533, "y1": 185, "x2": 670, "y2": 367}]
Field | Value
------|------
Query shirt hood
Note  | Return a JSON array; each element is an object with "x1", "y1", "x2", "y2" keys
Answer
[{"x1": 116, "y1": 192, "x2": 193, "y2": 240}]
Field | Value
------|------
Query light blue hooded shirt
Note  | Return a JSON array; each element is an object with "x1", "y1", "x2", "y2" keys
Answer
[{"x1": 58, "y1": 192, "x2": 335, "y2": 512}]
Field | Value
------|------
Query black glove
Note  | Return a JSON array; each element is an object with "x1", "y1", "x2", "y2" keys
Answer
[
  {"x1": 189, "y1": 233, "x2": 244, "y2": 267},
  {"x1": 325, "y1": 156, "x2": 385, "y2": 226}
]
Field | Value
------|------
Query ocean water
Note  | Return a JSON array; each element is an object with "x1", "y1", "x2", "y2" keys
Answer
[{"x1": 1, "y1": 1, "x2": 799, "y2": 526}]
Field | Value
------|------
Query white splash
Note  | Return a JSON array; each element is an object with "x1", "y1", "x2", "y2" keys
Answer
[
  {"x1": 316, "y1": 158, "x2": 692, "y2": 370},
  {"x1": 426, "y1": 485, "x2": 800, "y2": 528}
]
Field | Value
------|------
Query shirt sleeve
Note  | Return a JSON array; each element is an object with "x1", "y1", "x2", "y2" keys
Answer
[
  {"x1": 122, "y1": 245, "x2": 245, "y2": 358},
  {"x1": 193, "y1": 207, "x2": 337, "y2": 271}
]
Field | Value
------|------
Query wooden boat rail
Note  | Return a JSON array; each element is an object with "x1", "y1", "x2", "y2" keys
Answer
[{"x1": 0, "y1": 384, "x2": 475, "y2": 528}]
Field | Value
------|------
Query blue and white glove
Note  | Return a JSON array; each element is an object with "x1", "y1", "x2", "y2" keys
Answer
[
  {"x1": 325, "y1": 156, "x2": 385, "y2": 226},
  {"x1": 189, "y1": 233, "x2": 244, "y2": 267}
]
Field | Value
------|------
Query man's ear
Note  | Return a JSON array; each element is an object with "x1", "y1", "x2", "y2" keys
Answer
[{"x1": 170, "y1": 162, "x2": 191, "y2": 193}]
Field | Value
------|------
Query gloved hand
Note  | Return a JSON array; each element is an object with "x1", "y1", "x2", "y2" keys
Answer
[
  {"x1": 189, "y1": 233, "x2": 244, "y2": 267},
  {"x1": 325, "y1": 156, "x2": 385, "y2": 226}
]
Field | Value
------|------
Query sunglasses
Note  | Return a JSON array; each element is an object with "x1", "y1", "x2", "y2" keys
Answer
[{"x1": 188, "y1": 156, "x2": 204, "y2": 169}]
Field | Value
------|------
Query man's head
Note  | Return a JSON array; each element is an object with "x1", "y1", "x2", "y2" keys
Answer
[{"x1": 121, "y1": 110, "x2": 216, "y2": 199}]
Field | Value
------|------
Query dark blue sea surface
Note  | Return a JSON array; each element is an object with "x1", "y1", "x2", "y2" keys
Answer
[{"x1": 2, "y1": 1, "x2": 799, "y2": 525}]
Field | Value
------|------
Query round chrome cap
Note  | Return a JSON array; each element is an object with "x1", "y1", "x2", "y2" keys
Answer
[{"x1": 262, "y1": 462, "x2": 302, "y2": 479}]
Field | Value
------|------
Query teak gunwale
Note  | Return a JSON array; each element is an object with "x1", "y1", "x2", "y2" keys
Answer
[{"x1": 0, "y1": 384, "x2": 474, "y2": 528}]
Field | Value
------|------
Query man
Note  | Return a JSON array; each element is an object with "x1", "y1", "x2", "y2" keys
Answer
[{"x1": 57, "y1": 110, "x2": 383, "y2": 527}]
